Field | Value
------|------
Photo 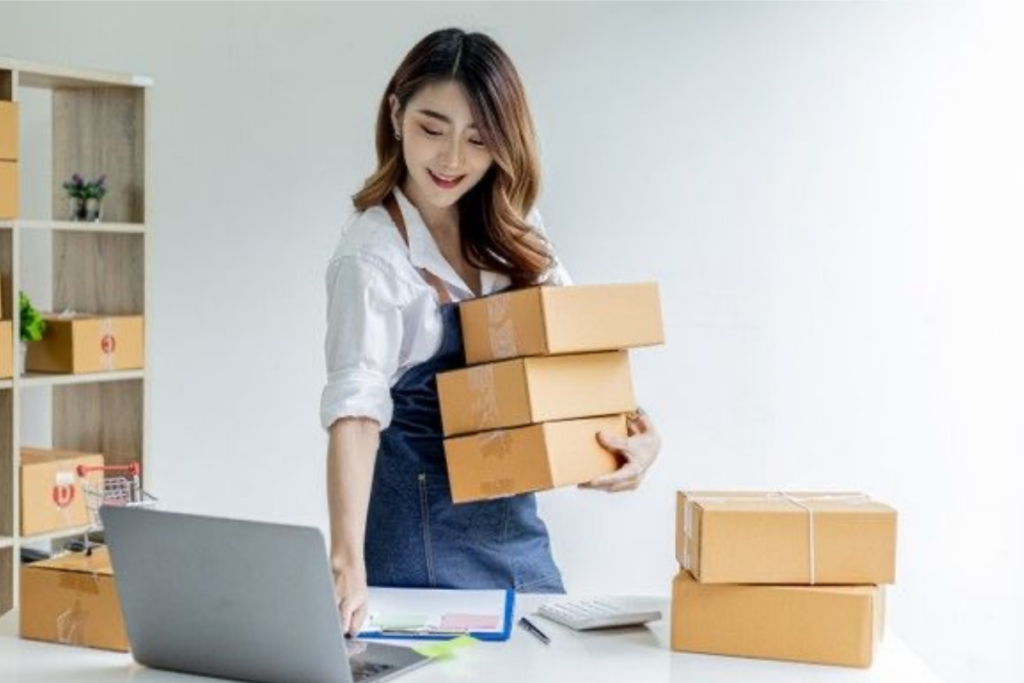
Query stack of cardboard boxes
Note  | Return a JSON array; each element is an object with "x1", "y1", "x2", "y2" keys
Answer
[
  {"x1": 670, "y1": 491, "x2": 898, "y2": 667},
  {"x1": 18, "y1": 446, "x2": 132, "y2": 652},
  {"x1": 0, "y1": 100, "x2": 18, "y2": 219},
  {"x1": 438, "y1": 283, "x2": 664, "y2": 503}
]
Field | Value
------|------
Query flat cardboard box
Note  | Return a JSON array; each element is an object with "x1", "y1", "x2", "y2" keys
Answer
[
  {"x1": 20, "y1": 447, "x2": 104, "y2": 535},
  {"x1": 20, "y1": 546, "x2": 129, "y2": 652},
  {"x1": 444, "y1": 414, "x2": 626, "y2": 503},
  {"x1": 671, "y1": 569, "x2": 883, "y2": 668},
  {"x1": 459, "y1": 282, "x2": 664, "y2": 365},
  {"x1": 0, "y1": 320, "x2": 11, "y2": 379},
  {"x1": 26, "y1": 314, "x2": 144, "y2": 374},
  {"x1": 437, "y1": 350, "x2": 637, "y2": 437},
  {"x1": 0, "y1": 160, "x2": 18, "y2": 218},
  {"x1": 677, "y1": 491, "x2": 897, "y2": 585},
  {"x1": 0, "y1": 101, "x2": 17, "y2": 160}
]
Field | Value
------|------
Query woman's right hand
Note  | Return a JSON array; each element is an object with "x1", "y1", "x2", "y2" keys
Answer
[{"x1": 332, "y1": 561, "x2": 369, "y2": 636}]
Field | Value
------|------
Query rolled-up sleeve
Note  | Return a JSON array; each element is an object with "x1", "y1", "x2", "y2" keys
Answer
[{"x1": 320, "y1": 254, "x2": 403, "y2": 431}]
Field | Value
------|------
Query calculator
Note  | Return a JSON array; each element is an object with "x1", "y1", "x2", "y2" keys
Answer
[{"x1": 537, "y1": 599, "x2": 662, "y2": 631}]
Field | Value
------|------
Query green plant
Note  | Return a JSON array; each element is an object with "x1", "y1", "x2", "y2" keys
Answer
[
  {"x1": 19, "y1": 291, "x2": 47, "y2": 343},
  {"x1": 62, "y1": 173, "x2": 108, "y2": 200}
]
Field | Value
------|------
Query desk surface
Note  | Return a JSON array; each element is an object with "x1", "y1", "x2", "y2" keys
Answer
[{"x1": 0, "y1": 596, "x2": 944, "y2": 683}]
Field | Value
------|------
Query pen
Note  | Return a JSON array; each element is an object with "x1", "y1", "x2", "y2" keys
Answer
[{"x1": 518, "y1": 616, "x2": 550, "y2": 645}]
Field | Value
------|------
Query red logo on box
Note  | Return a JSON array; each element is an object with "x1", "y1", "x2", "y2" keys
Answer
[
  {"x1": 52, "y1": 484, "x2": 76, "y2": 508},
  {"x1": 101, "y1": 334, "x2": 117, "y2": 355}
]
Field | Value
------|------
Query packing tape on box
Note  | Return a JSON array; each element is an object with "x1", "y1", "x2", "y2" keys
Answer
[
  {"x1": 467, "y1": 364, "x2": 499, "y2": 430},
  {"x1": 682, "y1": 491, "x2": 872, "y2": 585},
  {"x1": 478, "y1": 430, "x2": 515, "y2": 499},
  {"x1": 486, "y1": 296, "x2": 518, "y2": 360},
  {"x1": 55, "y1": 556, "x2": 105, "y2": 646},
  {"x1": 56, "y1": 603, "x2": 88, "y2": 646},
  {"x1": 100, "y1": 317, "x2": 116, "y2": 371}
]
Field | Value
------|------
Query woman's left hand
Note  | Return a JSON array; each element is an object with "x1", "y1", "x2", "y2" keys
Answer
[{"x1": 581, "y1": 411, "x2": 662, "y2": 493}]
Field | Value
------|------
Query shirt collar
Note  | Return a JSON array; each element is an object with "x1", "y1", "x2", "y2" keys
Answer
[{"x1": 392, "y1": 187, "x2": 509, "y2": 298}]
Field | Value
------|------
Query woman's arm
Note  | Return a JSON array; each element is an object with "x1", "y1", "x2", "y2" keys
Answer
[{"x1": 326, "y1": 416, "x2": 381, "y2": 635}]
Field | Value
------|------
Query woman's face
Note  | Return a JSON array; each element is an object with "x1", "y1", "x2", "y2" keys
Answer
[{"x1": 391, "y1": 81, "x2": 494, "y2": 214}]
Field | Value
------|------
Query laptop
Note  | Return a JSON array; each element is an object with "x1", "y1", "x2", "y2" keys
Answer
[{"x1": 99, "y1": 507, "x2": 430, "y2": 683}]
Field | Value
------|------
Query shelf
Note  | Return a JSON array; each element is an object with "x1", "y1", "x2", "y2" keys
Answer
[
  {"x1": 17, "y1": 370, "x2": 144, "y2": 388},
  {"x1": 2, "y1": 54, "x2": 150, "y2": 619},
  {"x1": 0, "y1": 58, "x2": 152, "y2": 89},
  {"x1": 19, "y1": 526, "x2": 94, "y2": 546},
  {"x1": 1, "y1": 219, "x2": 145, "y2": 234}
]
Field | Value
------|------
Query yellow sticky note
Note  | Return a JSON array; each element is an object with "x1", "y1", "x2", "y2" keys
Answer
[{"x1": 412, "y1": 634, "x2": 478, "y2": 658}]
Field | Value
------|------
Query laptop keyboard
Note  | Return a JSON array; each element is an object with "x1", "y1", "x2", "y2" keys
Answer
[{"x1": 351, "y1": 660, "x2": 396, "y2": 682}]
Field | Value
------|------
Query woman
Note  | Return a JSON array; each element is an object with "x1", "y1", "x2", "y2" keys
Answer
[{"x1": 321, "y1": 28, "x2": 661, "y2": 635}]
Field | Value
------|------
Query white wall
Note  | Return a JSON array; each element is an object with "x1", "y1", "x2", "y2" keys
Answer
[{"x1": 2, "y1": 3, "x2": 1022, "y2": 683}]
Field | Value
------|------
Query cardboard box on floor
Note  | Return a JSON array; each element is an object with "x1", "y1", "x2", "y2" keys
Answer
[
  {"x1": 677, "y1": 490, "x2": 897, "y2": 585},
  {"x1": 20, "y1": 546, "x2": 129, "y2": 652},
  {"x1": 0, "y1": 101, "x2": 17, "y2": 160},
  {"x1": 437, "y1": 350, "x2": 637, "y2": 437},
  {"x1": 445, "y1": 414, "x2": 626, "y2": 503},
  {"x1": 20, "y1": 447, "x2": 104, "y2": 535},
  {"x1": 458, "y1": 282, "x2": 664, "y2": 366},
  {"x1": 26, "y1": 314, "x2": 144, "y2": 374},
  {"x1": 671, "y1": 569, "x2": 884, "y2": 668},
  {"x1": 0, "y1": 160, "x2": 18, "y2": 218},
  {"x1": 0, "y1": 320, "x2": 12, "y2": 378}
]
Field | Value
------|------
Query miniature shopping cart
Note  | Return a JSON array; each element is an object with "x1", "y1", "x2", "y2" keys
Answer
[{"x1": 75, "y1": 462, "x2": 158, "y2": 553}]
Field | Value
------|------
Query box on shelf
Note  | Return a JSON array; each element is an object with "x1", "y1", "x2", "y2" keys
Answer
[
  {"x1": 0, "y1": 160, "x2": 18, "y2": 218},
  {"x1": 444, "y1": 414, "x2": 626, "y2": 503},
  {"x1": 0, "y1": 101, "x2": 17, "y2": 160},
  {"x1": 459, "y1": 282, "x2": 664, "y2": 366},
  {"x1": 20, "y1": 447, "x2": 104, "y2": 536},
  {"x1": 26, "y1": 314, "x2": 144, "y2": 374},
  {"x1": 437, "y1": 350, "x2": 637, "y2": 437},
  {"x1": 20, "y1": 546, "x2": 129, "y2": 652},
  {"x1": 0, "y1": 320, "x2": 11, "y2": 379},
  {"x1": 676, "y1": 490, "x2": 897, "y2": 585},
  {"x1": 670, "y1": 569, "x2": 883, "y2": 668}
]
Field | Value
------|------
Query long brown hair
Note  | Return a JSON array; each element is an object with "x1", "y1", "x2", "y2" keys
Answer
[{"x1": 352, "y1": 28, "x2": 553, "y2": 286}]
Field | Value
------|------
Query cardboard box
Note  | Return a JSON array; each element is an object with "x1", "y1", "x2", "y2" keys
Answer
[
  {"x1": 0, "y1": 160, "x2": 17, "y2": 218},
  {"x1": 677, "y1": 491, "x2": 897, "y2": 585},
  {"x1": 437, "y1": 350, "x2": 637, "y2": 437},
  {"x1": 20, "y1": 546, "x2": 129, "y2": 652},
  {"x1": 671, "y1": 569, "x2": 883, "y2": 668},
  {"x1": 459, "y1": 283, "x2": 664, "y2": 365},
  {"x1": 26, "y1": 314, "x2": 144, "y2": 374},
  {"x1": 444, "y1": 414, "x2": 627, "y2": 503},
  {"x1": 20, "y1": 447, "x2": 104, "y2": 536},
  {"x1": 0, "y1": 101, "x2": 17, "y2": 160},
  {"x1": 0, "y1": 320, "x2": 12, "y2": 379}
]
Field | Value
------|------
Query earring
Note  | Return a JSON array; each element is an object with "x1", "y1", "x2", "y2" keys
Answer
[{"x1": 394, "y1": 130, "x2": 402, "y2": 141}]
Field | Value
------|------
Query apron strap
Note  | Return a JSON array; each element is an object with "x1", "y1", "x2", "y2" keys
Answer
[{"x1": 384, "y1": 194, "x2": 452, "y2": 304}]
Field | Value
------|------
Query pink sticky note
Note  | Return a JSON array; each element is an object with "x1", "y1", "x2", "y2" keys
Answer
[{"x1": 440, "y1": 613, "x2": 500, "y2": 630}]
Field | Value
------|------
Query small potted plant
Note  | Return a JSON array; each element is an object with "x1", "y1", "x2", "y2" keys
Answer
[
  {"x1": 19, "y1": 291, "x2": 47, "y2": 375},
  {"x1": 62, "y1": 173, "x2": 108, "y2": 222}
]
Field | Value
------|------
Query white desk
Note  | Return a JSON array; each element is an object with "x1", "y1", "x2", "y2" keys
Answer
[{"x1": 0, "y1": 596, "x2": 944, "y2": 683}]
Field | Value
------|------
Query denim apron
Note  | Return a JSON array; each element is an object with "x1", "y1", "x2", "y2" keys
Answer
[{"x1": 364, "y1": 196, "x2": 565, "y2": 594}]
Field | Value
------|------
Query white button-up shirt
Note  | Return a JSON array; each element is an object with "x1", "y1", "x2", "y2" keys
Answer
[{"x1": 320, "y1": 188, "x2": 572, "y2": 431}]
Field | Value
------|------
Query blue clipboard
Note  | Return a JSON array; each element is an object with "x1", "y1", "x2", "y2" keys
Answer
[{"x1": 356, "y1": 587, "x2": 515, "y2": 641}]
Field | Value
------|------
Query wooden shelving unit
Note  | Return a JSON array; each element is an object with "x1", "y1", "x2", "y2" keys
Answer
[{"x1": 0, "y1": 58, "x2": 150, "y2": 616}]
